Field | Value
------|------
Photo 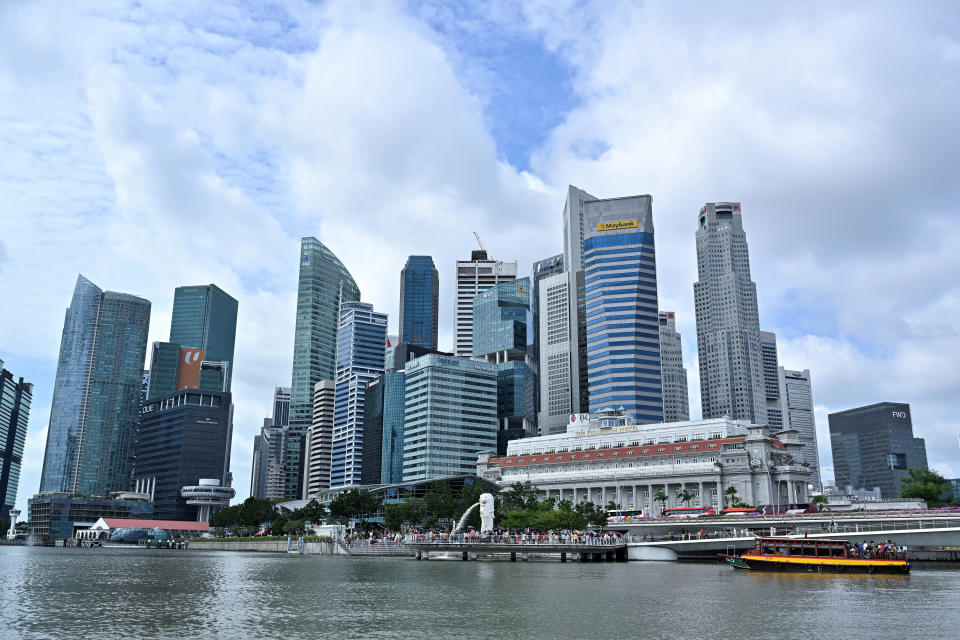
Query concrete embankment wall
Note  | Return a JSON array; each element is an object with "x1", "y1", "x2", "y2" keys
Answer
[{"x1": 189, "y1": 540, "x2": 344, "y2": 555}]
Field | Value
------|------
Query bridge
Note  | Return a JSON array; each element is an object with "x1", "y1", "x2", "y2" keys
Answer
[{"x1": 408, "y1": 540, "x2": 628, "y2": 562}]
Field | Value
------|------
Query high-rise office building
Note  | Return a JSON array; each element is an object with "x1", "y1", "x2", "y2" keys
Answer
[
  {"x1": 658, "y1": 312, "x2": 689, "y2": 423},
  {"x1": 330, "y1": 302, "x2": 387, "y2": 488},
  {"x1": 288, "y1": 237, "x2": 361, "y2": 497},
  {"x1": 760, "y1": 331, "x2": 782, "y2": 429},
  {"x1": 399, "y1": 256, "x2": 439, "y2": 350},
  {"x1": 561, "y1": 186, "x2": 597, "y2": 416},
  {"x1": 252, "y1": 417, "x2": 288, "y2": 499},
  {"x1": 40, "y1": 275, "x2": 151, "y2": 496},
  {"x1": 474, "y1": 278, "x2": 536, "y2": 454},
  {"x1": 360, "y1": 372, "x2": 406, "y2": 486},
  {"x1": 454, "y1": 250, "x2": 517, "y2": 357},
  {"x1": 537, "y1": 271, "x2": 575, "y2": 436},
  {"x1": 250, "y1": 432, "x2": 264, "y2": 498},
  {"x1": 828, "y1": 402, "x2": 927, "y2": 498},
  {"x1": 581, "y1": 194, "x2": 663, "y2": 421},
  {"x1": 1, "y1": 360, "x2": 31, "y2": 523},
  {"x1": 531, "y1": 255, "x2": 564, "y2": 433},
  {"x1": 694, "y1": 202, "x2": 767, "y2": 425},
  {"x1": 133, "y1": 389, "x2": 232, "y2": 520},
  {"x1": 402, "y1": 354, "x2": 497, "y2": 481},
  {"x1": 779, "y1": 367, "x2": 820, "y2": 483},
  {"x1": 303, "y1": 380, "x2": 334, "y2": 499},
  {"x1": 147, "y1": 284, "x2": 238, "y2": 399},
  {"x1": 272, "y1": 386, "x2": 291, "y2": 427}
]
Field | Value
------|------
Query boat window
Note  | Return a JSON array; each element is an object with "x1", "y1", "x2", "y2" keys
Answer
[{"x1": 790, "y1": 546, "x2": 803, "y2": 556}]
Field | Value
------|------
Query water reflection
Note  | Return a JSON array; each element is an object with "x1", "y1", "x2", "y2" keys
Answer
[{"x1": 0, "y1": 547, "x2": 957, "y2": 639}]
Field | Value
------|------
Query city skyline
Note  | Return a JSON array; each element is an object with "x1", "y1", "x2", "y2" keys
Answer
[{"x1": 3, "y1": 2, "x2": 960, "y2": 512}]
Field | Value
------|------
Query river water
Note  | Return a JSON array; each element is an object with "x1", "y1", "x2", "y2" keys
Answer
[{"x1": 1, "y1": 546, "x2": 958, "y2": 639}]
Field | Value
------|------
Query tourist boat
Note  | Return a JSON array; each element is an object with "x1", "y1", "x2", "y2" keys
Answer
[{"x1": 726, "y1": 537, "x2": 909, "y2": 574}]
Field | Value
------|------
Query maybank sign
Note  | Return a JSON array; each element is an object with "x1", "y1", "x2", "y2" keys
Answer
[{"x1": 597, "y1": 219, "x2": 638, "y2": 231}]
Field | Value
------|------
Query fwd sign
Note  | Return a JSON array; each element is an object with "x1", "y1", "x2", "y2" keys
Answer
[{"x1": 892, "y1": 411, "x2": 907, "y2": 419}]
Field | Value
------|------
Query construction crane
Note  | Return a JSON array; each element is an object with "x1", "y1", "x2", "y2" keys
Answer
[{"x1": 473, "y1": 231, "x2": 486, "y2": 253}]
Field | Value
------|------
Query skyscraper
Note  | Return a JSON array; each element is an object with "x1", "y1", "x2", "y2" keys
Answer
[
  {"x1": 778, "y1": 367, "x2": 820, "y2": 483},
  {"x1": 288, "y1": 237, "x2": 361, "y2": 497},
  {"x1": 537, "y1": 271, "x2": 575, "y2": 436},
  {"x1": 694, "y1": 202, "x2": 767, "y2": 425},
  {"x1": 40, "y1": 275, "x2": 151, "y2": 496},
  {"x1": 1, "y1": 360, "x2": 31, "y2": 523},
  {"x1": 530, "y1": 254, "x2": 564, "y2": 364},
  {"x1": 399, "y1": 256, "x2": 439, "y2": 350},
  {"x1": 146, "y1": 284, "x2": 238, "y2": 399},
  {"x1": 474, "y1": 278, "x2": 536, "y2": 453},
  {"x1": 829, "y1": 402, "x2": 926, "y2": 498},
  {"x1": 582, "y1": 194, "x2": 663, "y2": 421},
  {"x1": 303, "y1": 380, "x2": 334, "y2": 499},
  {"x1": 561, "y1": 186, "x2": 596, "y2": 415},
  {"x1": 658, "y1": 312, "x2": 689, "y2": 423},
  {"x1": 454, "y1": 250, "x2": 517, "y2": 357},
  {"x1": 760, "y1": 331, "x2": 782, "y2": 429},
  {"x1": 330, "y1": 301, "x2": 387, "y2": 488},
  {"x1": 133, "y1": 389, "x2": 232, "y2": 520},
  {"x1": 402, "y1": 354, "x2": 497, "y2": 481}
]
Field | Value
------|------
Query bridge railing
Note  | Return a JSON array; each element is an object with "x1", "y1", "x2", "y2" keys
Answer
[
  {"x1": 406, "y1": 533, "x2": 626, "y2": 546},
  {"x1": 630, "y1": 518, "x2": 960, "y2": 542}
]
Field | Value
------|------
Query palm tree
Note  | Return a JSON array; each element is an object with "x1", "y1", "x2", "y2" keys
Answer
[
  {"x1": 811, "y1": 495, "x2": 829, "y2": 512},
  {"x1": 724, "y1": 486, "x2": 738, "y2": 508},
  {"x1": 677, "y1": 489, "x2": 693, "y2": 507},
  {"x1": 654, "y1": 490, "x2": 668, "y2": 515}
]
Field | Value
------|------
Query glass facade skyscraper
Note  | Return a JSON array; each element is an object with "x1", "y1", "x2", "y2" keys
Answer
[
  {"x1": 473, "y1": 278, "x2": 536, "y2": 453},
  {"x1": 399, "y1": 256, "x2": 439, "y2": 350},
  {"x1": 330, "y1": 301, "x2": 387, "y2": 488},
  {"x1": 582, "y1": 195, "x2": 663, "y2": 422},
  {"x1": 40, "y1": 275, "x2": 151, "y2": 496},
  {"x1": 829, "y1": 402, "x2": 927, "y2": 498},
  {"x1": 133, "y1": 389, "x2": 232, "y2": 520},
  {"x1": 360, "y1": 371, "x2": 406, "y2": 485},
  {"x1": 402, "y1": 354, "x2": 497, "y2": 481},
  {"x1": 288, "y1": 237, "x2": 360, "y2": 497},
  {"x1": 1, "y1": 359, "x2": 31, "y2": 523}
]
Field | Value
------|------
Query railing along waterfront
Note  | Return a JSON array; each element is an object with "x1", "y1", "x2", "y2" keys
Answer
[{"x1": 406, "y1": 533, "x2": 626, "y2": 546}]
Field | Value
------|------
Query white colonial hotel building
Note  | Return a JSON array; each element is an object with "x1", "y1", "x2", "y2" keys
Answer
[{"x1": 477, "y1": 408, "x2": 813, "y2": 513}]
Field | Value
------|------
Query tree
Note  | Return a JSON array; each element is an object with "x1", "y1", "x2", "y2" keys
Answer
[
  {"x1": 653, "y1": 490, "x2": 668, "y2": 514},
  {"x1": 272, "y1": 515, "x2": 288, "y2": 534},
  {"x1": 238, "y1": 497, "x2": 277, "y2": 528},
  {"x1": 289, "y1": 499, "x2": 327, "y2": 524},
  {"x1": 677, "y1": 489, "x2": 693, "y2": 507},
  {"x1": 383, "y1": 499, "x2": 426, "y2": 532},
  {"x1": 900, "y1": 468, "x2": 956, "y2": 507},
  {"x1": 501, "y1": 481, "x2": 542, "y2": 511},
  {"x1": 284, "y1": 519, "x2": 306, "y2": 535},
  {"x1": 327, "y1": 489, "x2": 383, "y2": 525},
  {"x1": 811, "y1": 495, "x2": 829, "y2": 512},
  {"x1": 724, "y1": 486, "x2": 738, "y2": 509}
]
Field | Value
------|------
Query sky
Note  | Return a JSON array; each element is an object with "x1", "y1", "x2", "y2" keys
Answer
[{"x1": 2, "y1": 0, "x2": 959, "y2": 513}]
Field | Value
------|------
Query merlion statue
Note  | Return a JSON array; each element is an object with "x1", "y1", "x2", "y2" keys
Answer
[{"x1": 479, "y1": 493, "x2": 495, "y2": 533}]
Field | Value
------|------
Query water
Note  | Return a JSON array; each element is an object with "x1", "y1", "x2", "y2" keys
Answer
[
  {"x1": 2, "y1": 546, "x2": 958, "y2": 639},
  {"x1": 452, "y1": 502, "x2": 479, "y2": 533}
]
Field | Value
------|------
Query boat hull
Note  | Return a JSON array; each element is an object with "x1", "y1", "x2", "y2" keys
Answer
[{"x1": 740, "y1": 555, "x2": 909, "y2": 574}]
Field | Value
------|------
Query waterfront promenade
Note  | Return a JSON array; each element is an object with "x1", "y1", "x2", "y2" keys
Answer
[{"x1": 407, "y1": 532, "x2": 628, "y2": 562}]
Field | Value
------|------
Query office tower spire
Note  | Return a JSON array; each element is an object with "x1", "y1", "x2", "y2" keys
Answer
[
  {"x1": 399, "y1": 256, "x2": 439, "y2": 350},
  {"x1": 40, "y1": 275, "x2": 151, "y2": 495},
  {"x1": 287, "y1": 237, "x2": 360, "y2": 497},
  {"x1": 694, "y1": 203, "x2": 767, "y2": 424}
]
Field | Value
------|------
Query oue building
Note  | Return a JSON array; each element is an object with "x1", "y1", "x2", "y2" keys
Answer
[{"x1": 477, "y1": 408, "x2": 813, "y2": 514}]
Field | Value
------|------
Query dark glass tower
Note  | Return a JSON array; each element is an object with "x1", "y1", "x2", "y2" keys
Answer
[
  {"x1": 170, "y1": 284, "x2": 238, "y2": 391},
  {"x1": 399, "y1": 256, "x2": 439, "y2": 350},
  {"x1": 828, "y1": 402, "x2": 928, "y2": 499},
  {"x1": 1, "y1": 360, "x2": 32, "y2": 523},
  {"x1": 40, "y1": 275, "x2": 151, "y2": 496},
  {"x1": 288, "y1": 237, "x2": 360, "y2": 497}
]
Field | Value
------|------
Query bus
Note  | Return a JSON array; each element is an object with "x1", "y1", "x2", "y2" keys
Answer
[
  {"x1": 720, "y1": 507, "x2": 760, "y2": 517},
  {"x1": 661, "y1": 507, "x2": 716, "y2": 518},
  {"x1": 756, "y1": 503, "x2": 818, "y2": 515},
  {"x1": 606, "y1": 509, "x2": 645, "y2": 524}
]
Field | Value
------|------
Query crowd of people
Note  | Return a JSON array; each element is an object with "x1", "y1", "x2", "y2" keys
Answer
[
  {"x1": 848, "y1": 540, "x2": 908, "y2": 560},
  {"x1": 406, "y1": 530, "x2": 627, "y2": 546}
]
